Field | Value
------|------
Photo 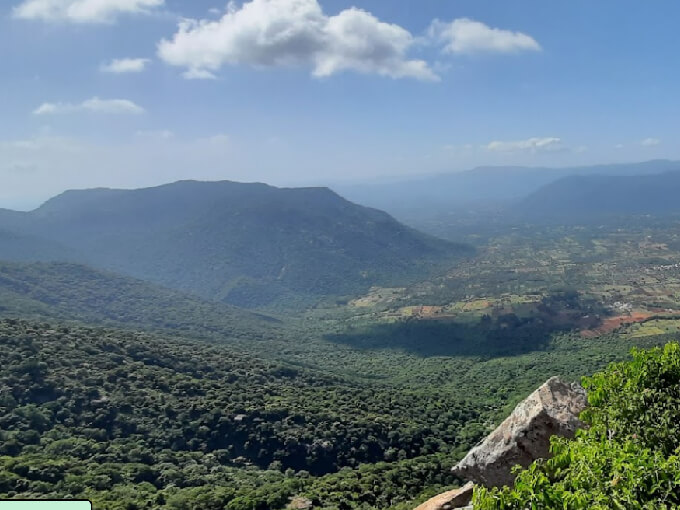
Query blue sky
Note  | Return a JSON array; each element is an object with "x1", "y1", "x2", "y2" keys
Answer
[{"x1": 1, "y1": 0, "x2": 679, "y2": 209}]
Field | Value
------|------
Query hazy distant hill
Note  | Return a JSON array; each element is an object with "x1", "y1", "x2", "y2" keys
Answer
[
  {"x1": 515, "y1": 171, "x2": 680, "y2": 222},
  {"x1": 335, "y1": 160, "x2": 680, "y2": 221},
  {"x1": 0, "y1": 181, "x2": 470, "y2": 308}
]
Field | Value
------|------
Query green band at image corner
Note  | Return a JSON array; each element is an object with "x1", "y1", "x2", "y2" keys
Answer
[{"x1": 0, "y1": 503, "x2": 91, "y2": 509}]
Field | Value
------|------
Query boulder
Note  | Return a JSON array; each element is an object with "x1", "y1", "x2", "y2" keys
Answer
[
  {"x1": 289, "y1": 497, "x2": 313, "y2": 509},
  {"x1": 452, "y1": 376, "x2": 587, "y2": 488},
  {"x1": 414, "y1": 482, "x2": 474, "y2": 510}
]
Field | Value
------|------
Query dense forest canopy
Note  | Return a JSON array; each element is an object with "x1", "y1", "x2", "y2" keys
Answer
[{"x1": 0, "y1": 309, "x2": 673, "y2": 509}]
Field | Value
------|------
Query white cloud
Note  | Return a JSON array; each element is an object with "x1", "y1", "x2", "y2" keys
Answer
[
  {"x1": 33, "y1": 97, "x2": 145, "y2": 115},
  {"x1": 428, "y1": 18, "x2": 540, "y2": 55},
  {"x1": 157, "y1": 0, "x2": 437, "y2": 81},
  {"x1": 312, "y1": 7, "x2": 435, "y2": 79},
  {"x1": 485, "y1": 137, "x2": 563, "y2": 153},
  {"x1": 13, "y1": 0, "x2": 164, "y2": 23},
  {"x1": 641, "y1": 137, "x2": 661, "y2": 147},
  {"x1": 614, "y1": 143, "x2": 625, "y2": 149},
  {"x1": 101, "y1": 58, "x2": 150, "y2": 73}
]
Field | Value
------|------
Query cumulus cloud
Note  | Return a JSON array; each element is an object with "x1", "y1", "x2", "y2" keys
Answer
[
  {"x1": 13, "y1": 0, "x2": 164, "y2": 23},
  {"x1": 101, "y1": 58, "x2": 150, "y2": 73},
  {"x1": 641, "y1": 137, "x2": 661, "y2": 147},
  {"x1": 157, "y1": 0, "x2": 437, "y2": 81},
  {"x1": 485, "y1": 137, "x2": 564, "y2": 153},
  {"x1": 428, "y1": 18, "x2": 540, "y2": 55},
  {"x1": 33, "y1": 97, "x2": 145, "y2": 115}
]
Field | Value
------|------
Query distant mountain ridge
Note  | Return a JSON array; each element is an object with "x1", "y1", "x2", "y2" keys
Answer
[
  {"x1": 514, "y1": 170, "x2": 680, "y2": 222},
  {"x1": 335, "y1": 160, "x2": 680, "y2": 220},
  {"x1": 0, "y1": 180, "x2": 470, "y2": 308}
]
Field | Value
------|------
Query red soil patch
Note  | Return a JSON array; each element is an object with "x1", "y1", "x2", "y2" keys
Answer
[{"x1": 581, "y1": 312, "x2": 652, "y2": 337}]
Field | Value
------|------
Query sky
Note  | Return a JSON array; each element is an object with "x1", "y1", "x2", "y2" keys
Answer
[{"x1": 1, "y1": 0, "x2": 680, "y2": 209}]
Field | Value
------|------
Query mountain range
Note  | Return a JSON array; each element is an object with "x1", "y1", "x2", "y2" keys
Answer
[
  {"x1": 335, "y1": 160, "x2": 680, "y2": 221},
  {"x1": 514, "y1": 170, "x2": 680, "y2": 222},
  {"x1": 0, "y1": 180, "x2": 471, "y2": 308}
]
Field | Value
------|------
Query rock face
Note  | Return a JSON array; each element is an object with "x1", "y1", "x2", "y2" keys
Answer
[
  {"x1": 414, "y1": 482, "x2": 474, "y2": 510},
  {"x1": 452, "y1": 376, "x2": 587, "y2": 488}
]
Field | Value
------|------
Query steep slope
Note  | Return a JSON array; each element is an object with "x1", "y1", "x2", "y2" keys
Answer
[
  {"x1": 515, "y1": 170, "x2": 680, "y2": 222},
  {"x1": 0, "y1": 261, "x2": 278, "y2": 341},
  {"x1": 0, "y1": 181, "x2": 470, "y2": 308},
  {"x1": 335, "y1": 160, "x2": 680, "y2": 221}
]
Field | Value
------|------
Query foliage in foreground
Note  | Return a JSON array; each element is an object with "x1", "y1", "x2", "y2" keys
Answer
[
  {"x1": 0, "y1": 314, "x2": 672, "y2": 509},
  {"x1": 474, "y1": 342, "x2": 680, "y2": 509}
]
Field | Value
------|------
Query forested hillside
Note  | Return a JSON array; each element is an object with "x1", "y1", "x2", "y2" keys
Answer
[
  {"x1": 0, "y1": 230, "x2": 74, "y2": 263},
  {"x1": 0, "y1": 319, "x2": 478, "y2": 509},
  {"x1": 0, "y1": 261, "x2": 278, "y2": 342},
  {"x1": 0, "y1": 181, "x2": 471, "y2": 309}
]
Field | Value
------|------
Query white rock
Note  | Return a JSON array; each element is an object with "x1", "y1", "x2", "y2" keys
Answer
[{"x1": 452, "y1": 377, "x2": 587, "y2": 488}]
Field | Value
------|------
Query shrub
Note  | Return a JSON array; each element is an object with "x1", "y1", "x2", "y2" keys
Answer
[{"x1": 474, "y1": 343, "x2": 680, "y2": 509}]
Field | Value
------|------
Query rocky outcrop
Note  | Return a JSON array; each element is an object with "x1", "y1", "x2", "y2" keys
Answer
[
  {"x1": 289, "y1": 496, "x2": 313, "y2": 509},
  {"x1": 452, "y1": 376, "x2": 587, "y2": 488},
  {"x1": 414, "y1": 482, "x2": 474, "y2": 510}
]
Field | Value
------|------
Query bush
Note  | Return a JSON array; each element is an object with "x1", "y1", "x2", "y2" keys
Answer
[{"x1": 474, "y1": 343, "x2": 680, "y2": 509}]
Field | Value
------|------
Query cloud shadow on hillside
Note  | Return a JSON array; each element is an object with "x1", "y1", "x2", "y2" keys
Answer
[{"x1": 324, "y1": 316, "x2": 558, "y2": 359}]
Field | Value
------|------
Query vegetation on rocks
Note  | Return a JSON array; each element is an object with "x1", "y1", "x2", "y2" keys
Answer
[{"x1": 474, "y1": 343, "x2": 680, "y2": 509}]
